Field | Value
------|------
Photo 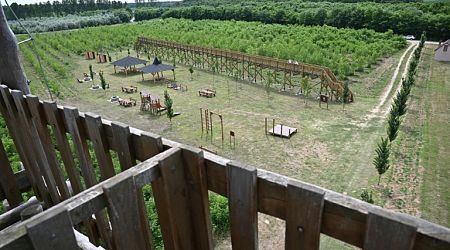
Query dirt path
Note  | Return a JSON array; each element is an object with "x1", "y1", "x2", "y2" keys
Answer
[{"x1": 367, "y1": 42, "x2": 417, "y2": 120}]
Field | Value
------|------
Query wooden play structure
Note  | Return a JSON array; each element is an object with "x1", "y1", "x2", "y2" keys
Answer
[
  {"x1": 84, "y1": 51, "x2": 95, "y2": 60},
  {"x1": 135, "y1": 37, "x2": 354, "y2": 102},
  {"x1": 265, "y1": 118, "x2": 297, "y2": 138},
  {"x1": 140, "y1": 91, "x2": 166, "y2": 114},
  {"x1": 200, "y1": 108, "x2": 224, "y2": 143},
  {"x1": 0, "y1": 87, "x2": 449, "y2": 249}
]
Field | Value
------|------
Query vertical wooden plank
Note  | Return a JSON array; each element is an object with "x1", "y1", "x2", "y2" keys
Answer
[
  {"x1": 26, "y1": 95, "x2": 69, "y2": 200},
  {"x1": 84, "y1": 113, "x2": 116, "y2": 180},
  {"x1": 42, "y1": 101, "x2": 83, "y2": 195},
  {"x1": 132, "y1": 131, "x2": 163, "y2": 160},
  {"x1": 180, "y1": 145, "x2": 214, "y2": 249},
  {"x1": 0, "y1": 138, "x2": 23, "y2": 207},
  {"x1": 111, "y1": 121, "x2": 136, "y2": 171},
  {"x1": 103, "y1": 174, "x2": 148, "y2": 250},
  {"x1": 285, "y1": 180, "x2": 325, "y2": 250},
  {"x1": 10, "y1": 90, "x2": 61, "y2": 204},
  {"x1": 0, "y1": 86, "x2": 50, "y2": 205},
  {"x1": 152, "y1": 148, "x2": 197, "y2": 249},
  {"x1": 26, "y1": 209, "x2": 79, "y2": 250},
  {"x1": 63, "y1": 107, "x2": 97, "y2": 186},
  {"x1": 63, "y1": 107, "x2": 112, "y2": 249},
  {"x1": 227, "y1": 161, "x2": 258, "y2": 250},
  {"x1": 111, "y1": 122, "x2": 153, "y2": 249},
  {"x1": 364, "y1": 208, "x2": 417, "y2": 250}
]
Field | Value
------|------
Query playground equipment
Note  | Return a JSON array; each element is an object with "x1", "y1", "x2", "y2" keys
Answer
[
  {"x1": 200, "y1": 108, "x2": 224, "y2": 144},
  {"x1": 265, "y1": 118, "x2": 297, "y2": 138},
  {"x1": 135, "y1": 37, "x2": 353, "y2": 102}
]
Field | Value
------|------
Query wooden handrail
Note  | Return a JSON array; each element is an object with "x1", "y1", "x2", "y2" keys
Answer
[{"x1": 0, "y1": 87, "x2": 448, "y2": 249}]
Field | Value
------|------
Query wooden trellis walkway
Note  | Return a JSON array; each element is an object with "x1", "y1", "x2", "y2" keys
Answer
[
  {"x1": 0, "y1": 86, "x2": 449, "y2": 249},
  {"x1": 135, "y1": 37, "x2": 354, "y2": 102}
]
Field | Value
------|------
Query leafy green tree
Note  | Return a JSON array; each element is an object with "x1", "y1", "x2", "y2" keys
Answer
[
  {"x1": 164, "y1": 90, "x2": 174, "y2": 122},
  {"x1": 373, "y1": 137, "x2": 390, "y2": 185}
]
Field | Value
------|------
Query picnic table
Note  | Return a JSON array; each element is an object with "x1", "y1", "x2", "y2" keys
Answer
[
  {"x1": 199, "y1": 89, "x2": 216, "y2": 98},
  {"x1": 122, "y1": 86, "x2": 138, "y2": 93},
  {"x1": 118, "y1": 97, "x2": 136, "y2": 107}
]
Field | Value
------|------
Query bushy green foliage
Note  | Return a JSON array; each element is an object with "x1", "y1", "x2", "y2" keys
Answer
[
  {"x1": 360, "y1": 190, "x2": 374, "y2": 204},
  {"x1": 8, "y1": 11, "x2": 130, "y2": 34},
  {"x1": 164, "y1": 90, "x2": 174, "y2": 122},
  {"x1": 387, "y1": 111, "x2": 401, "y2": 142},
  {"x1": 209, "y1": 193, "x2": 229, "y2": 236},
  {"x1": 135, "y1": 1, "x2": 450, "y2": 40},
  {"x1": 374, "y1": 137, "x2": 390, "y2": 185}
]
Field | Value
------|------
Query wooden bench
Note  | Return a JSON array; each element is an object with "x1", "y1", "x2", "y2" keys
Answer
[
  {"x1": 199, "y1": 89, "x2": 216, "y2": 98},
  {"x1": 118, "y1": 98, "x2": 136, "y2": 107},
  {"x1": 121, "y1": 86, "x2": 138, "y2": 93}
]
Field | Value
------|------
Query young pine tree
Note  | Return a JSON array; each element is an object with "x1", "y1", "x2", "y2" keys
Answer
[
  {"x1": 301, "y1": 77, "x2": 312, "y2": 107},
  {"x1": 373, "y1": 137, "x2": 390, "y2": 185},
  {"x1": 387, "y1": 111, "x2": 401, "y2": 142},
  {"x1": 189, "y1": 66, "x2": 194, "y2": 80},
  {"x1": 99, "y1": 71, "x2": 106, "y2": 90},
  {"x1": 164, "y1": 90, "x2": 174, "y2": 122},
  {"x1": 89, "y1": 64, "x2": 94, "y2": 80}
]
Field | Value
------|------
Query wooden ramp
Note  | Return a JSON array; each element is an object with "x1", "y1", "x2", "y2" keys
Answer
[{"x1": 269, "y1": 125, "x2": 297, "y2": 138}]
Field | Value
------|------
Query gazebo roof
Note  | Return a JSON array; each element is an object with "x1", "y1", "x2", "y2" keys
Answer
[
  {"x1": 138, "y1": 58, "x2": 175, "y2": 74},
  {"x1": 112, "y1": 56, "x2": 147, "y2": 67}
]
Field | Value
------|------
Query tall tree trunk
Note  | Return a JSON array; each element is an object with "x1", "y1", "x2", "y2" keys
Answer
[{"x1": 0, "y1": 4, "x2": 30, "y2": 94}]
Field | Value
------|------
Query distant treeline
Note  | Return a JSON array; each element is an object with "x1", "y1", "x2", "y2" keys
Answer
[
  {"x1": 135, "y1": 1, "x2": 450, "y2": 41},
  {"x1": 3, "y1": 0, "x2": 127, "y2": 19}
]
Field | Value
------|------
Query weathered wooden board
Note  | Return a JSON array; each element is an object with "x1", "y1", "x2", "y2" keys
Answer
[
  {"x1": 26, "y1": 209, "x2": 79, "y2": 250},
  {"x1": 364, "y1": 207, "x2": 417, "y2": 250},
  {"x1": 227, "y1": 161, "x2": 258, "y2": 250},
  {"x1": 285, "y1": 180, "x2": 325, "y2": 250},
  {"x1": 103, "y1": 174, "x2": 148, "y2": 250}
]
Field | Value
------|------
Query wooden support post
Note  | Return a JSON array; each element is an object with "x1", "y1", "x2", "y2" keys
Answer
[
  {"x1": 220, "y1": 115, "x2": 224, "y2": 144},
  {"x1": 0, "y1": 138, "x2": 23, "y2": 207},
  {"x1": 265, "y1": 118, "x2": 268, "y2": 135},
  {"x1": 200, "y1": 108, "x2": 203, "y2": 134},
  {"x1": 273, "y1": 119, "x2": 275, "y2": 132},
  {"x1": 227, "y1": 161, "x2": 258, "y2": 250}
]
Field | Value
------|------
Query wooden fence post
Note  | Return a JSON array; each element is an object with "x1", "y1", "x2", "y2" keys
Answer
[
  {"x1": 227, "y1": 161, "x2": 258, "y2": 250},
  {"x1": 285, "y1": 180, "x2": 325, "y2": 250}
]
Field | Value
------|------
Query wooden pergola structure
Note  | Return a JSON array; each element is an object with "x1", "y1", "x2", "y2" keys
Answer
[
  {"x1": 135, "y1": 37, "x2": 354, "y2": 102},
  {"x1": 111, "y1": 56, "x2": 147, "y2": 76},
  {"x1": 138, "y1": 57, "x2": 176, "y2": 83}
]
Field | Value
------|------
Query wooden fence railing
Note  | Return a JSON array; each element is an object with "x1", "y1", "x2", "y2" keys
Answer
[{"x1": 0, "y1": 86, "x2": 449, "y2": 249}]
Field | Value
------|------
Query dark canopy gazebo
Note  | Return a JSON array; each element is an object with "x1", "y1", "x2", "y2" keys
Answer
[
  {"x1": 138, "y1": 58, "x2": 176, "y2": 83},
  {"x1": 111, "y1": 56, "x2": 147, "y2": 76}
]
